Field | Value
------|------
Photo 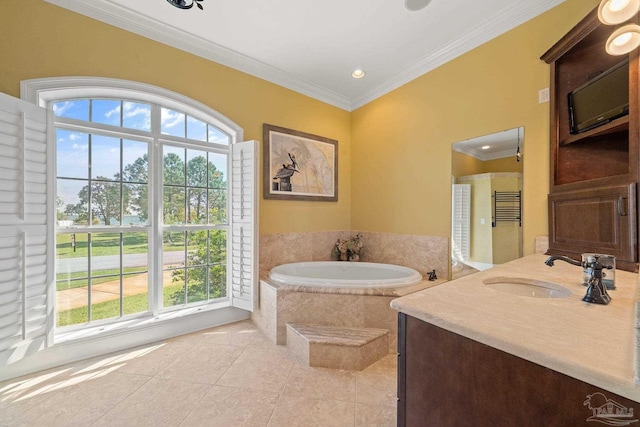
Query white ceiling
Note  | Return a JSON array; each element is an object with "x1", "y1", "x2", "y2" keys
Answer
[
  {"x1": 452, "y1": 127, "x2": 523, "y2": 161},
  {"x1": 45, "y1": 0, "x2": 565, "y2": 111}
]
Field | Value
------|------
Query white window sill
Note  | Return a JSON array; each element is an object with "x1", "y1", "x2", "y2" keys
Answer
[{"x1": 55, "y1": 300, "x2": 233, "y2": 345}]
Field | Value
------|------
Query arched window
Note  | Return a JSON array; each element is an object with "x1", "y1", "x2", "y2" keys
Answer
[{"x1": 20, "y1": 77, "x2": 256, "y2": 331}]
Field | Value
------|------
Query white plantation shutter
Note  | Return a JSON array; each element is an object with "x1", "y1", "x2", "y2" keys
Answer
[
  {"x1": 230, "y1": 140, "x2": 258, "y2": 311},
  {"x1": 451, "y1": 184, "x2": 471, "y2": 262},
  {"x1": 0, "y1": 92, "x2": 52, "y2": 366}
]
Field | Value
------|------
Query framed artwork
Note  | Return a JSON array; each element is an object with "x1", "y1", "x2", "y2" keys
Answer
[{"x1": 263, "y1": 124, "x2": 338, "y2": 201}]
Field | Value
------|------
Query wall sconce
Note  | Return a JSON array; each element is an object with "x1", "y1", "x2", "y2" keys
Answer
[{"x1": 599, "y1": 0, "x2": 640, "y2": 55}]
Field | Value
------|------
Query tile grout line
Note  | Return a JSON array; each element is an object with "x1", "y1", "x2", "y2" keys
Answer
[
  {"x1": 175, "y1": 333, "x2": 258, "y2": 425},
  {"x1": 265, "y1": 350, "x2": 297, "y2": 427},
  {"x1": 89, "y1": 374, "x2": 154, "y2": 426},
  {"x1": 176, "y1": 383, "x2": 215, "y2": 427}
]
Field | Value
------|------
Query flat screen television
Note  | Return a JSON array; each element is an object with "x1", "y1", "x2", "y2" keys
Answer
[{"x1": 568, "y1": 58, "x2": 629, "y2": 134}]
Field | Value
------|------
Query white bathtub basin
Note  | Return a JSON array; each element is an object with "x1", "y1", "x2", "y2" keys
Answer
[{"x1": 268, "y1": 261, "x2": 423, "y2": 288}]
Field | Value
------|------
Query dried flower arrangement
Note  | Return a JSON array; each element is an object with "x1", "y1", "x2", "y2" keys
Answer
[{"x1": 332, "y1": 233, "x2": 364, "y2": 261}]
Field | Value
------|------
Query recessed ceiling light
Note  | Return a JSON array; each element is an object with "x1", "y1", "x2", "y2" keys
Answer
[
  {"x1": 351, "y1": 69, "x2": 366, "y2": 79},
  {"x1": 405, "y1": 0, "x2": 432, "y2": 12},
  {"x1": 598, "y1": 0, "x2": 640, "y2": 25},
  {"x1": 481, "y1": 145, "x2": 491, "y2": 150}
]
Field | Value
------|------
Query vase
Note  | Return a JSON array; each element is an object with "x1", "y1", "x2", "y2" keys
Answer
[
  {"x1": 349, "y1": 253, "x2": 360, "y2": 262},
  {"x1": 340, "y1": 252, "x2": 348, "y2": 261}
]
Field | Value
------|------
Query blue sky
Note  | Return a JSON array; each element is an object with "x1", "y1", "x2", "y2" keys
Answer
[{"x1": 54, "y1": 99, "x2": 229, "y2": 216}]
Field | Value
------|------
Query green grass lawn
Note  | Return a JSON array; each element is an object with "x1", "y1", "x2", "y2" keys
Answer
[
  {"x1": 56, "y1": 232, "x2": 185, "y2": 259},
  {"x1": 56, "y1": 283, "x2": 186, "y2": 327}
]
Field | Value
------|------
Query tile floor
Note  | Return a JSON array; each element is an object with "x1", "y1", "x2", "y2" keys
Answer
[{"x1": 0, "y1": 320, "x2": 397, "y2": 426}]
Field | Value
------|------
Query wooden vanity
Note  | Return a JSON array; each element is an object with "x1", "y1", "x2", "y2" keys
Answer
[{"x1": 391, "y1": 254, "x2": 640, "y2": 426}]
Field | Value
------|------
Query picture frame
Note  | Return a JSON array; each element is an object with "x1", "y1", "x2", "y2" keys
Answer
[{"x1": 263, "y1": 124, "x2": 338, "y2": 201}]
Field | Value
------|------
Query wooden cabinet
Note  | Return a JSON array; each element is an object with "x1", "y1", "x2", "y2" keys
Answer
[
  {"x1": 397, "y1": 313, "x2": 639, "y2": 427},
  {"x1": 548, "y1": 183, "x2": 636, "y2": 269},
  {"x1": 541, "y1": 8, "x2": 639, "y2": 271}
]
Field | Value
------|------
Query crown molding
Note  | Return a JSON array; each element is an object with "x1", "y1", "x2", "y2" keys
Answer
[
  {"x1": 350, "y1": 0, "x2": 566, "y2": 110},
  {"x1": 453, "y1": 145, "x2": 520, "y2": 161},
  {"x1": 45, "y1": 0, "x2": 564, "y2": 112},
  {"x1": 44, "y1": 0, "x2": 352, "y2": 111}
]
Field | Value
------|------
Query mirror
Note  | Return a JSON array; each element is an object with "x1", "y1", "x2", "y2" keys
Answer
[{"x1": 451, "y1": 127, "x2": 524, "y2": 279}]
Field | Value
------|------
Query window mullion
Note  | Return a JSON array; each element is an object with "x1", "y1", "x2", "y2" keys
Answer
[
  {"x1": 150, "y1": 104, "x2": 163, "y2": 315},
  {"x1": 87, "y1": 233, "x2": 92, "y2": 322},
  {"x1": 119, "y1": 233, "x2": 124, "y2": 318}
]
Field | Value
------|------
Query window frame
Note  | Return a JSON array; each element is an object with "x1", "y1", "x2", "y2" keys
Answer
[{"x1": 22, "y1": 77, "x2": 245, "y2": 331}]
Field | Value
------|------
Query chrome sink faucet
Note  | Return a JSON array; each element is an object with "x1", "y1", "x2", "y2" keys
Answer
[{"x1": 545, "y1": 255, "x2": 612, "y2": 305}]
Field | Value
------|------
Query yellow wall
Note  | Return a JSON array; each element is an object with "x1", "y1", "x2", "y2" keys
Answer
[
  {"x1": 482, "y1": 157, "x2": 524, "y2": 174},
  {"x1": 452, "y1": 151, "x2": 484, "y2": 177},
  {"x1": 468, "y1": 177, "x2": 493, "y2": 264},
  {"x1": 491, "y1": 175, "x2": 524, "y2": 264},
  {"x1": 0, "y1": 1, "x2": 352, "y2": 235},
  {"x1": 452, "y1": 151, "x2": 523, "y2": 177},
  {"x1": 0, "y1": 0, "x2": 601, "y2": 253},
  {"x1": 351, "y1": 0, "x2": 599, "y2": 255}
]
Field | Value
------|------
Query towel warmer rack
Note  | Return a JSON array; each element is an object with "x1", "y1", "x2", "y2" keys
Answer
[{"x1": 492, "y1": 191, "x2": 521, "y2": 227}]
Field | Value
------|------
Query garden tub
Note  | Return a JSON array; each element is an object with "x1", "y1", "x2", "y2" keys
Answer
[{"x1": 268, "y1": 261, "x2": 423, "y2": 289}]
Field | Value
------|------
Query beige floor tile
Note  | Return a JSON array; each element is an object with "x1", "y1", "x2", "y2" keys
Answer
[
  {"x1": 268, "y1": 394, "x2": 356, "y2": 427},
  {"x1": 215, "y1": 345, "x2": 297, "y2": 393},
  {"x1": 179, "y1": 385, "x2": 279, "y2": 426},
  {"x1": 234, "y1": 343, "x2": 299, "y2": 365},
  {"x1": 8, "y1": 370, "x2": 149, "y2": 426},
  {"x1": 216, "y1": 359, "x2": 294, "y2": 394},
  {"x1": 356, "y1": 372, "x2": 397, "y2": 408},
  {"x1": 283, "y1": 363, "x2": 356, "y2": 403},
  {"x1": 114, "y1": 340, "x2": 195, "y2": 377},
  {"x1": 156, "y1": 343, "x2": 244, "y2": 384},
  {"x1": 356, "y1": 402, "x2": 397, "y2": 426},
  {"x1": 92, "y1": 377, "x2": 211, "y2": 427},
  {"x1": 176, "y1": 320, "x2": 271, "y2": 347},
  {"x1": 0, "y1": 319, "x2": 400, "y2": 427},
  {"x1": 361, "y1": 353, "x2": 397, "y2": 376}
]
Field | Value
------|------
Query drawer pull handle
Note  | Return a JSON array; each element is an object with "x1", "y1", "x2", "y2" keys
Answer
[{"x1": 618, "y1": 196, "x2": 627, "y2": 216}]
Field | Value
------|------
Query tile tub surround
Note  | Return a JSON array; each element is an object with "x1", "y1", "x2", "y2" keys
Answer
[
  {"x1": 286, "y1": 323, "x2": 390, "y2": 370},
  {"x1": 255, "y1": 230, "x2": 448, "y2": 353},
  {"x1": 251, "y1": 278, "x2": 444, "y2": 348},
  {"x1": 391, "y1": 253, "x2": 640, "y2": 402},
  {"x1": 259, "y1": 231, "x2": 449, "y2": 279}
]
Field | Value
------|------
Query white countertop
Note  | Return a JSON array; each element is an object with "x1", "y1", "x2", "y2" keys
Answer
[{"x1": 390, "y1": 254, "x2": 640, "y2": 402}]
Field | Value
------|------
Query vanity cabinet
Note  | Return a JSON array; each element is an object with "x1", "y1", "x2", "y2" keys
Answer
[
  {"x1": 397, "y1": 313, "x2": 639, "y2": 427},
  {"x1": 548, "y1": 183, "x2": 636, "y2": 262},
  {"x1": 541, "y1": 8, "x2": 640, "y2": 271}
]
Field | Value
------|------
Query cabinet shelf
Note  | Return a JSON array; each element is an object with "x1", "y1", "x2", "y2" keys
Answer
[
  {"x1": 559, "y1": 115, "x2": 629, "y2": 146},
  {"x1": 541, "y1": 6, "x2": 639, "y2": 270}
]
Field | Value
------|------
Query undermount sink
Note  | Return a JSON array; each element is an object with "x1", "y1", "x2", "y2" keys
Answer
[{"x1": 483, "y1": 277, "x2": 572, "y2": 299}]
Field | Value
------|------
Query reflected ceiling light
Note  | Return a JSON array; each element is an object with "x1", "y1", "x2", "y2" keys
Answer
[
  {"x1": 598, "y1": 0, "x2": 640, "y2": 25},
  {"x1": 167, "y1": 0, "x2": 205, "y2": 11},
  {"x1": 405, "y1": 0, "x2": 432, "y2": 12},
  {"x1": 351, "y1": 69, "x2": 366, "y2": 79},
  {"x1": 605, "y1": 24, "x2": 640, "y2": 55},
  {"x1": 481, "y1": 145, "x2": 490, "y2": 150}
]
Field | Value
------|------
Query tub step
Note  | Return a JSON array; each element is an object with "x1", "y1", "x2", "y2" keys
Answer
[{"x1": 286, "y1": 323, "x2": 389, "y2": 370}]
